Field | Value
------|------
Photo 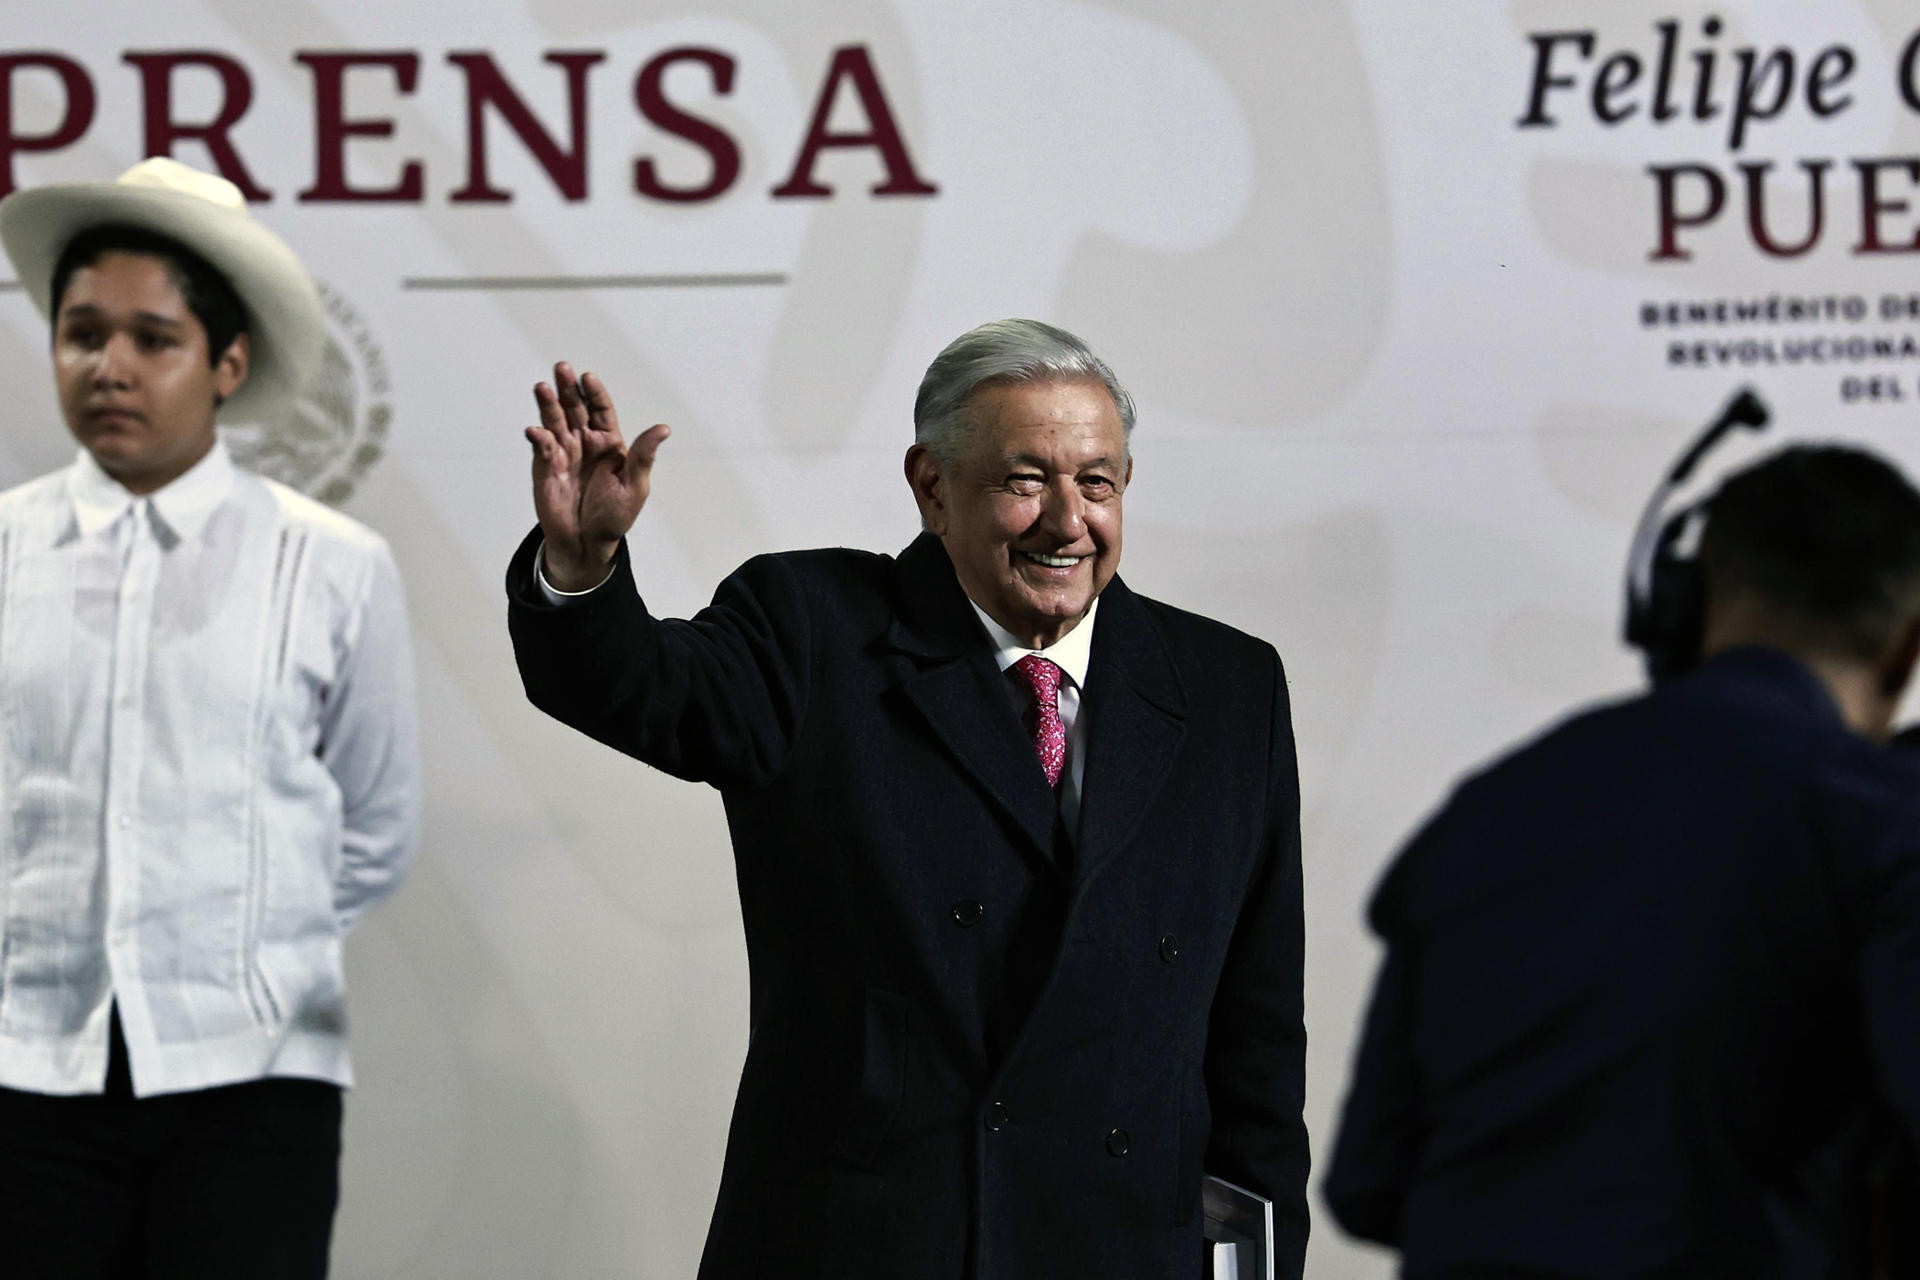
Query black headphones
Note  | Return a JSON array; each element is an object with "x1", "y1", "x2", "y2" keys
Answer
[{"x1": 1623, "y1": 387, "x2": 1771, "y2": 681}]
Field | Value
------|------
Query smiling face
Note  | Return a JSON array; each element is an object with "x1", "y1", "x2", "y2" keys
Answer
[
  {"x1": 906, "y1": 377, "x2": 1131, "y2": 649},
  {"x1": 53, "y1": 250, "x2": 249, "y2": 495}
]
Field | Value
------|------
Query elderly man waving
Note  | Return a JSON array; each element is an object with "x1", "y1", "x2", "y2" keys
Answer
[{"x1": 507, "y1": 319, "x2": 1308, "y2": 1279}]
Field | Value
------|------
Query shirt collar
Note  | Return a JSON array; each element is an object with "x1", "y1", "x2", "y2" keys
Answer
[
  {"x1": 65, "y1": 437, "x2": 236, "y2": 543},
  {"x1": 967, "y1": 596, "x2": 1100, "y2": 690}
]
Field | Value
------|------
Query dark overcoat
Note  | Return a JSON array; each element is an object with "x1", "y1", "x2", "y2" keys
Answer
[
  {"x1": 1326, "y1": 647, "x2": 1920, "y2": 1278},
  {"x1": 507, "y1": 529, "x2": 1308, "y2": 1279}
]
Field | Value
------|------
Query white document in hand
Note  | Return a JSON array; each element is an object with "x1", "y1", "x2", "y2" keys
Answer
[{"x1": 1201, "y1": 1175, "x2": 1274, "y2": 1280}]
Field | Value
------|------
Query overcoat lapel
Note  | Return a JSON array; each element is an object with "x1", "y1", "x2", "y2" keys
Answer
[
  {"x1": 882, "y1": 535, "x2": 1061, "y2": 865},
  {"x1": 1073, "y1": 576, "x2": 1186, "y2": 884}
]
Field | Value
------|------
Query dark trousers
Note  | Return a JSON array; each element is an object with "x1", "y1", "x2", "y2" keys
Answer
[{"x1": 0, "y1": 1010, "x2": 342, "y2": 1280}]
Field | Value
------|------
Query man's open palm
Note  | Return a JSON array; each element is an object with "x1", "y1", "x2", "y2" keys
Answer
[{"x1": 526, "y1": 361, "x2": 669, "y2": 591}]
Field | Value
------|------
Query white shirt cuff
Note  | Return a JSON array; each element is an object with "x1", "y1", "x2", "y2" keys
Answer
[{"x1": 536, "y1": 541, "x2": 617, "y2": 604}]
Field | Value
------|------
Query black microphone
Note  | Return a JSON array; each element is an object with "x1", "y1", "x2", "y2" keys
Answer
[{"x1": 1666, "y1": 388, "x2": 1770, "y2": 487}]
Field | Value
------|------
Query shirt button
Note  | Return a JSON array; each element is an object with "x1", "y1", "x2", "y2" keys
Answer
[
  {"x1": 1159, "y1": 934, "x2": 1180, "y2": 963},
  {"x1": 117, "y1": 814, "x2": 132, "y2": 829},
  {"x1": 983, "y1": 1102, "x2": 1009, "y2": 1132},
  {"x1": 1107, "y1": 1128, "x2": 1130, "y2": 1157},
  {"x1": 952, "y1": 899, "x2": 984, "y2": 928}
]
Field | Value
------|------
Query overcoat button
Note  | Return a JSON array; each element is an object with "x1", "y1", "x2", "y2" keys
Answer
[
  {"x1": 984, "y1": 1102, "x2": 1009, "y2": 1132},
  {"x1": 952, "y1": 899, "x2": 984, "y2": 928},
  {"x1": 1107, "y1": 1128, "x2": 1130, "y2": 1157},
  {"x1": 1159, "y1": 934, "x2": 1180, "y2": 962}
]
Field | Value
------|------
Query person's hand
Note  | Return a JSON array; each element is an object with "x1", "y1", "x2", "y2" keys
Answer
[{"x1": 525, "y1": 362, "x2": 670, "y2": 591}]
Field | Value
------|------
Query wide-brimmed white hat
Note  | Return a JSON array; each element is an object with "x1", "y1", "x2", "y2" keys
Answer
[{"x1": 0, "y1": 157, "x2": 325, "y2": 422}]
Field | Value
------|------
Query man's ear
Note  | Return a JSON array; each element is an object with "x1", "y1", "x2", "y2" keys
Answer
[
  {"x1": 1878, "y1": 613, "x2": 1920, "y2": 701},
  {"x1": 213, "y1": 331, "x2": 251, "y2": 405},
  {"x1": 904, "y1": 444, "x2": 948, "y2": 536}
]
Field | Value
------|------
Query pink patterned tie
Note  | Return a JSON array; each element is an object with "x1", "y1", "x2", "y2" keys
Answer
[{"x1": 1013, "y1": 654, "x2": 1066, "y2": 789}]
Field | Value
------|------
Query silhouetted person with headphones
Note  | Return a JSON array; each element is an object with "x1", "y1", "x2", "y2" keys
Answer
[{"x1": 1327, "y1": 443, "x2": 1920, "y2": 1277}]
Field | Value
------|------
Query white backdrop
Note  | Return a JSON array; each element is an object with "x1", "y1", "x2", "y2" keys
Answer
[{"x1": 5, "y1": 3, "x2": 1920, "y2": 1276}]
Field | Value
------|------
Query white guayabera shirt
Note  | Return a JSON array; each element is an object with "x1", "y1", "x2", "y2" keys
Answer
[{"x1": 0, "y1": 439, "x2": 419, "y2": 1098}]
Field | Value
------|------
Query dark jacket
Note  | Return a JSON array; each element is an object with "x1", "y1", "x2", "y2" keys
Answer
[
  {"x1": 1325, "y1": 647, "x2": 1920, "y2": 1279},
  {"x1": 507, "y1": 530, "x2": 1309, "y2": 1279}
]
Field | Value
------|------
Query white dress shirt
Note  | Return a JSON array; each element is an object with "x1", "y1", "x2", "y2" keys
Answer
[
  {"x1": 0, "y1": 441, "x2": 420, "y2": 1098},
  {"x1": 536, "y1": 543, "x2": 1098, "y2": 827},
  {"x1": 966, "y1": 599, "x2": 1097, "y2": 833}
]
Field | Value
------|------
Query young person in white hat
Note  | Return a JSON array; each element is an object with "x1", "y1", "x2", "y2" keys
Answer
[{"x1": 0, "y1": 157, "x2": 420, "y2": 1278}]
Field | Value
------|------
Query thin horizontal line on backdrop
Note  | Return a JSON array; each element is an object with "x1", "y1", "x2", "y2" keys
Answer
[
  {"x1": 402, "y1": 273, "x2": 788, "y2": 290},
  {"x1": 0, "y1": 276, "x2": 788, "y2": 292}
]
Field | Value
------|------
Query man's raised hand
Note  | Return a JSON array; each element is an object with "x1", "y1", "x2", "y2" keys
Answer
[{"x1": 526, "y1": 362, "x2": 670, "y2": 592}]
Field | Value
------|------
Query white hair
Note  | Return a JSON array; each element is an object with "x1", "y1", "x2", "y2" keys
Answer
[{"x1": 911, "y1": 318, "x2": 1136, "y2": 467}]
